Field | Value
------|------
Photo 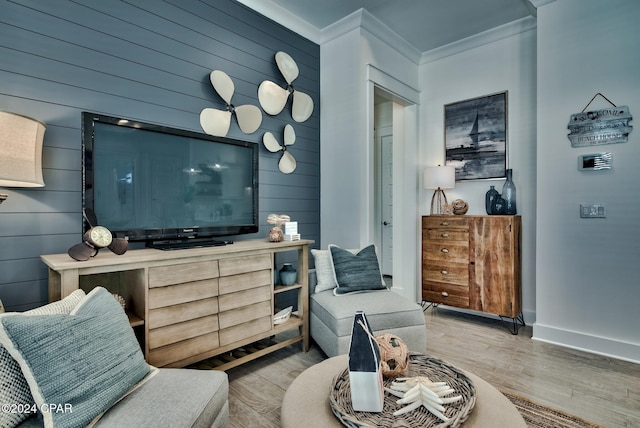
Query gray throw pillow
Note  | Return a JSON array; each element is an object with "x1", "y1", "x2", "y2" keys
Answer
[
  {"x1": 0, "y1": 287, "x2": 155, "y2": 428},
  {"x1": 329, "y1": 244, "x2": 388, "y2": 295},
  {"x1": 0, "y1": 290, "x2": 86, "y2": 428}
]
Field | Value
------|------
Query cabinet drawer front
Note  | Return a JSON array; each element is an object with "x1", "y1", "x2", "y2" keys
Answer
[
  {"x1": 148, "y1": 315, "x2": 219, "y2": 349},
  {"x1": 218, "y1": 285, "x2": 271, "y2": 312},
  {"x1": 422, "y1": 290, "x2": 469, "y2": 308},
  {"x1": 425, "y1": 229, "x2": 468, "y2": 241},
  {"x1": 148, "y1": 279, "x2": 219, "y2": 309},
  {"x1": 218, "y1": 253, "x2": 271, "y2": 277},
  {"x1": 148, "y1": 332, "x2": 219, "y2": 367},
  {"x1": 219, "y1": 269, "x2": 271, "y2": 295},
  {"x1": 423, "y1": 216, "x2": 469, "y2": 229},
  {"x1": 219, "y1": 301, "x2": 272, "y2": 330},
  {"x1": 424, "y1": 242, "x2": 469, "y2": 263},
  {"x1": 149, "y1": 261, "x2": 219, "y2": 287},
  {"x1": 148, "y1": 297, "x2": 218, "y2": 329},
  {"x1": 423, "y1": 263, "x2": 468, "y2": 286},
  {"x1": 219, "y1": 316, "x2": 272, "y2": 346}
]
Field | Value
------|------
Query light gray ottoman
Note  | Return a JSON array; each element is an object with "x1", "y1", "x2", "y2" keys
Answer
[{"x1": 309, "y1": 271, "x2": 427, "y2": 357}]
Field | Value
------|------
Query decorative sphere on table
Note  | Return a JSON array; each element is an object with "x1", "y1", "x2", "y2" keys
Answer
[{"x1": 375, "y1": 333, "x2": 409, "y2": 377}]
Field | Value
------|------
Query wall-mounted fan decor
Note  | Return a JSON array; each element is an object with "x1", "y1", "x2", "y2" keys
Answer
[
  {"x1": 258, "y1": 52, "x2": 313, "y2": 123},
  {"x1": 263, "y1": 124, "x2": 297, "y2": 174},
  {"x1": 200, "y1": 70, "x2": 262, "y2": 137}
]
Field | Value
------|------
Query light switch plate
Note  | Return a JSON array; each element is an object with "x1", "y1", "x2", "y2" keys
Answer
[{"x1": 580, "y1": 204, "x2": 606, "y2": 218}]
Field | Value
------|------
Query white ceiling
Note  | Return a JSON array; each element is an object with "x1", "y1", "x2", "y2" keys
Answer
[{"x1": 250, "y1": 0, "x2": 536, "y2": 53}]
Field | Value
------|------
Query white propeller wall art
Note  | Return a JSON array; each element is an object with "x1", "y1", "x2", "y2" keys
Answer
[
  {"x1": 263, "y1": 124, "x2": 297, "y2": 174},
  {"x1": 258, "y1": 51, "x2": 314, "y2": 123},
  {"x1": 200, "y1": 70, "x2": 262, "y2": 137}
]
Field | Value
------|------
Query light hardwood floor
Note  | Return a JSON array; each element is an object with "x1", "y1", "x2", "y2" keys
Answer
[{"x1": 225, "y1": 307, "x2": 640, "y2": 428}]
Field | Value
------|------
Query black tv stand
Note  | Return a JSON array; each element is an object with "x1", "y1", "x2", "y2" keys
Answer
[{"x1": 147, "y1": 238, "x2": 233, "y2": 251}]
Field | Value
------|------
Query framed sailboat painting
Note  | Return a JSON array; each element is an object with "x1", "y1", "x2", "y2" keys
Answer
[{"x1": 444, "y1": 91, "x2": 508, "y2": 181}]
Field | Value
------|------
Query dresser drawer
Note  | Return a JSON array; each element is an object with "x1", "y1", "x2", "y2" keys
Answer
[
  {"x1": 422, "y1": 282, "x2": 470, "y2": 308},
  {"x1": 423, "y1": 242, "x2": 469, "y2": 263},
  {"x1": 148, "y1": 332, "x2": 219, "y2": 367},
  {"x1": 219, "y1": 269, "x2": 271, "y2": 295},
  {"x1": 423, "y1": 262, "x2": 468, "y2": 286},
  {"x1": 148, "y1": 297, "x2": 218, "y2": 329},
  {"x1": 218, "y1": 301, "x2": 272, "y2": 330},
  {"x1": 148, "y1": 279, "x2": 219, "y2": 309},
  {"x1": 148, "y1": 315, "x2": 219, "y2": 349},
  {"x1": 218, "y1": 253, "x2": 271, "y2": 277},
  {"x1": 423, "y1": 216, "x2": 469, "y2": 230},
  {"x1": 218, "y1": 285, "x2": 271, "y2": 312},
  {"x1": 149, "y1": 260, "x2": 219, "y2": 287},
  {"x1": 219, "y1": 315, "x2": 272, "y2": 346},
  {"x1": 425, "y1": 229, "x2": 469, "y2": 242}
]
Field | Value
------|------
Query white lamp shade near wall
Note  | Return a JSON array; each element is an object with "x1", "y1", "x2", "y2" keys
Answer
[
  {"x1": 0, "y1": 111, "x2": 46, "y2": 187},
  {"x1": 423, "y1": 165, "x2": 455, "y2": 214},
  {"x1": 423, "y1": 165, "x2": 455, "y2": 190}
]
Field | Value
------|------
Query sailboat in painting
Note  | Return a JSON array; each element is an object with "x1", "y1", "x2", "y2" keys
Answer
[{"x1": 447, "y1": 111, "x2": 481, "y2": 156}]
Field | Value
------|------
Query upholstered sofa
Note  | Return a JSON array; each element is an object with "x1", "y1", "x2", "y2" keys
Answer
[
  {"x1": 0, "y1": 287, "x2": 229, "y2": 428},
  {"x1": 309, "y1": 245, "x2": 427, "y2": 357}
]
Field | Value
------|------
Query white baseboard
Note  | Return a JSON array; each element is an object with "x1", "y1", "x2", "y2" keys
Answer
[{"x1": 532, "y1": 323, "x2": 640, "y2": 364}]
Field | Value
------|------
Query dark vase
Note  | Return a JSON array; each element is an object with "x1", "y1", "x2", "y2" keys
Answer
[
  {"x1": 485, "y1": 185, "x2": 499, "y2": 214},
  {"x1": 502, "y1": 169, "x2": 517, "y2": 215},
  {"x1": 492, "y1": 195, "x2": 506, "y2": 214},
  {"x1": 279, "y1": 263, "x2": 297, "y2": 286}
]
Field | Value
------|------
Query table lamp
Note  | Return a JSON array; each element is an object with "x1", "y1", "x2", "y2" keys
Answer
[
  {"x1": 423, "y1": 165, "x2": 455, "y2": 214},
  {"x1": 0, "y1": 111, "x2": 46, "y2": 203}
]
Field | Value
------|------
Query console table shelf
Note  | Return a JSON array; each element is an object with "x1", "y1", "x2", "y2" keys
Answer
[{"x1": 41, "y1": 239, "x2": 313, "y2": 369}]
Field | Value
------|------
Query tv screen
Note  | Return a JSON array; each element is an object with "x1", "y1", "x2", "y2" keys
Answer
[{"x1": 82, "y1": 112, "x2": 259, "y2": 248}]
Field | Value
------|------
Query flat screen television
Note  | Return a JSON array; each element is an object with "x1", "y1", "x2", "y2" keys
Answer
[{"x1": 82, "y1": 112, "x2": 259, "y2": 249}]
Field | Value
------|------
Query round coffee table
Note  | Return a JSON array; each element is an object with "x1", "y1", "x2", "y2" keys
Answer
[{"x1": 281, "y1": 355, "x2": 526, "y2": 428}]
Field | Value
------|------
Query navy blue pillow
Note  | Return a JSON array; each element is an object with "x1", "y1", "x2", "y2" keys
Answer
[{"x1": 329, "y1": 244, "x2": 387, "y2": 295}]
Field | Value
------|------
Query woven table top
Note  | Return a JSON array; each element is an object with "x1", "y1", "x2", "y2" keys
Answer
[{"x1": 329, "y1": 353, "x2": 476, "y2": 428}]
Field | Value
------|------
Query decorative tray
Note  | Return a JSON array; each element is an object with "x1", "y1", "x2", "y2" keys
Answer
[{"x1": 329, "y1": 353, "x2": 476, "y2": 428}]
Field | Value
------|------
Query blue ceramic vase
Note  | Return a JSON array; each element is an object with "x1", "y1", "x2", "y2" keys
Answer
[{"x1": 279, "y1": 263, "x2": 297, "y2": 286}]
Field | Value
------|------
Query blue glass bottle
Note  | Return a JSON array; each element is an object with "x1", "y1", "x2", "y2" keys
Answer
[
  {"x1": 502, "y1": 169, "x2": 517, "y2": 215},
  {"x1": 485, "y1": 185, "x2": 499, "y2": 214}
]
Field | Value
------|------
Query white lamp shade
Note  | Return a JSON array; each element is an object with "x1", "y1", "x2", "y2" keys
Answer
[
  {"x1": 423, "y1": 165, "x2": 455, "y2": 190},
  {"x1": 0, "y1": 111, "x2": 46, "y2": 187}
]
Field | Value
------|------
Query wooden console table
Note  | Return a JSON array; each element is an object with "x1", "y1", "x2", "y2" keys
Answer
[{"x1": 41, "y1": 239, "x2": 313, "y2": 370}]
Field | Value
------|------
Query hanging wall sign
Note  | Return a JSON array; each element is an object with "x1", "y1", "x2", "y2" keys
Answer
[{"x1": 567, "y1": 105, "x2": 633, "y2": 148}]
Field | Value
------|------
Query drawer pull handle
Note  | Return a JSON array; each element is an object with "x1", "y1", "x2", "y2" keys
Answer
[
  {"x1": 441, "y1": 233, "x2": 449, "y2": 238},
  {"x1": 440, "y1": 222, "x2": 449, "y2": 226},
  {"x1": 441, "y1": 270, "x2": 448, "y2": 275},
  {"x1": 441, "y1": 291, "x2": 449, "y2": 297},
  {"x1": 441, "y1": 248, "x2": 449, "y2": 253}
]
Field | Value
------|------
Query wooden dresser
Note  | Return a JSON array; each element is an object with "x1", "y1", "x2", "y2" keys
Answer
[
  {"x1": 41, "y1": 239, "x2": 312, "y2": 370},
  {"x1": 421, "y1": 215, "x2": 522, "y2": 323}
]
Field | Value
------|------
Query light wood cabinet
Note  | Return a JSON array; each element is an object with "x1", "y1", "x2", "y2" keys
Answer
[
  {"x1": 41, "y1": 239, "x2": 312, "y2": 370},
  {"x1": 422, "y1": 215, "x2": 522, "y2": 320}
]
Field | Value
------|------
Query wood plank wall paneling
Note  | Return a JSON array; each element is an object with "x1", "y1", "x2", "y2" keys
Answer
[{"x1": 0, "y1": 0, "x2": 320, "y2": 311}]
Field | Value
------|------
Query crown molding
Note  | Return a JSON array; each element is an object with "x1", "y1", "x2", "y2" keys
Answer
[
  {"x1": 528, "y1": 0, "x2": 556, "y2": 8},
  {"x1": 321, "y1": 9, "x2": 421, "y2": 64},
  {"x1": 420, "y1": 16, "x2": 537, "y2": 64},
  {"x1": 234, "y1": 0, "x2": 321, "y2": 43}
]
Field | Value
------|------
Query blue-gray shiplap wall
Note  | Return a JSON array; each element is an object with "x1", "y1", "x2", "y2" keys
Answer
[{"x1": 0, "y1": 0, "x2": 320, "y2": 311}]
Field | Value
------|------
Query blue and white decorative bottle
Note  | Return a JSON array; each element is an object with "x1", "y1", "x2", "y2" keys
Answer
[{"x1": 502, "y1": 169, "x2": 517, "y2": 215}]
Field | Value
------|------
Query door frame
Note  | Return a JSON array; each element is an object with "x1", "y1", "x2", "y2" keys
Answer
[{"x1": 365, "y1": 65, "x2": 420, "y2": 302}]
